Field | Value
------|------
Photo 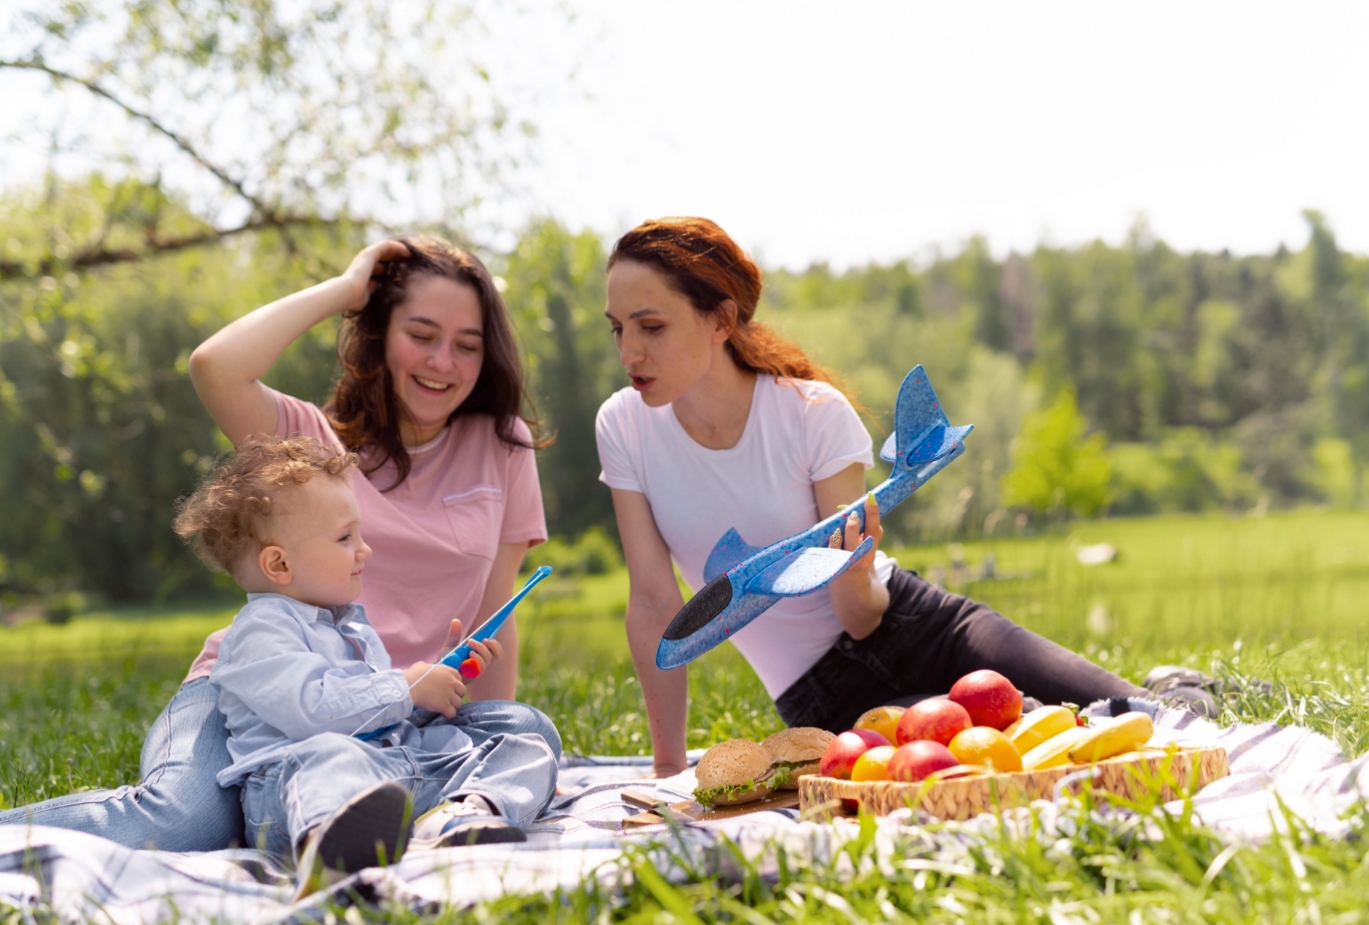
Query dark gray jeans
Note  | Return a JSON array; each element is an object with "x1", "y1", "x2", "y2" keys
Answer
[{"x1": 775, "y1": 567, "x2": 1146, "y2": 732}]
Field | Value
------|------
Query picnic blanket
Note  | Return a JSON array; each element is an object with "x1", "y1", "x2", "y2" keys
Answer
[{"x1": 3, "y1": 699, "x2": 1367, "y2": 924}]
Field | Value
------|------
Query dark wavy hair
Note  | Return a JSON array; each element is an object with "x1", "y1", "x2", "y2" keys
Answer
[{"x1": 328, "y1": 235, "x2": 536, "y2": 489}]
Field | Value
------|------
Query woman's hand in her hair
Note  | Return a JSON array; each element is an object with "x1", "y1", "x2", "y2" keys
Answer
[
  {"x1": 339, "y1": 240, "x2": 411, "y2": 312},
  {"x1": 188, "y1": 238, "x2": 409, "y2": 445}
]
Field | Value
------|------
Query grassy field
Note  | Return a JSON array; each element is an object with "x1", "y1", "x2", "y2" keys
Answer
[{"x1": 3, "y1": 508, "x2": 1369, "y2": 922}]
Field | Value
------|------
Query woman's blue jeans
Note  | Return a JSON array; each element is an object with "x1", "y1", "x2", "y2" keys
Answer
[
  {"x1": 0, "y1": 678, "x2": 242, "y2": 851},
  {"x1": 0, "y1": 678, "x2": 562, "y2": 852}
]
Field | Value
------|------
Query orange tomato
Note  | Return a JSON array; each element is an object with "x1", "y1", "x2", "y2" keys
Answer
[
  {"x1": 850, "y1": 745, "x2": 897, "y2": 782},
  {"x1": 948, "y1": 726, "x2": 1023, "y2": 773},
  {"x1": 853, "y1": 706, "x2": 905, "y2": 746}
]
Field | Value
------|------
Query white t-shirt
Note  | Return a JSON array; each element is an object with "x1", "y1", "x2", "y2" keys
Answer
[{"x1": 596, "y1": 375, "x2": 895, "y2": 697}]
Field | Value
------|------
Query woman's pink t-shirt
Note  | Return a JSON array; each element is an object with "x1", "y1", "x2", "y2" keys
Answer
[{"x1": 185, "y1": 390, "x2": 546, "y2": 678}]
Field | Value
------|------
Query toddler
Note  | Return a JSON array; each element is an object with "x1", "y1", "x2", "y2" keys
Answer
[{"x1": 174, "y1": 436, "x2": 557, "y2": 893}]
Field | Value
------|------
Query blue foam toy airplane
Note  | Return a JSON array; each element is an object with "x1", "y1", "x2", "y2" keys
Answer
[{"x1": 655, "y1": 366, "x2": 972, "y2": 670}]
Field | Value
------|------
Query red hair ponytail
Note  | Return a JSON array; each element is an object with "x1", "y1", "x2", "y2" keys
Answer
[{"x1": 608, "y1": 217, "x2": 848, "y2": 393}]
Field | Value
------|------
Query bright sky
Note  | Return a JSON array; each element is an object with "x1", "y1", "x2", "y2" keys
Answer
[
  {"x1": 504, "y1": 1, "x2": 1369, "y2": 268},
  {"x1": 4, "y1": 2, "x2": 1367, "y2": 269}
]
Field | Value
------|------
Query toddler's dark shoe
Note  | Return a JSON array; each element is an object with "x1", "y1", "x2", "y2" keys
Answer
[{"x1": 294, "y1": 781, "x2": 412, "y2": 900}]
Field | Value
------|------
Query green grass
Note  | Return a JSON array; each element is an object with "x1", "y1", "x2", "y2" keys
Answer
[
  {"x1": 0, "y1": 602, "x2": 239, "y2": 668},
  {"x1": 4, "y1": 507, "x2": 1369, "y2": 922},
  {"x1": 906, "y1": 509, "x2": 1369, "y2": 657}
]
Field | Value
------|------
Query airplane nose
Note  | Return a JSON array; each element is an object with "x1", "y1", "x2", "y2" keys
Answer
[{"x1": 662, "y1": 573, "x2": 734, "y2": 641}]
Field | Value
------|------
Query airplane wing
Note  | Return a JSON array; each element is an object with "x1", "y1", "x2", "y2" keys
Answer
[
  {"x1": 883, "y1": 421, "x2": 972, "y2": 465},
  {"x1": 879, "y1": 431, "x2": 899, "y2": 463},
  {"x1": 744, "y1": 537, "x2": 874, "y2": 597},
  {"x1": 908, "y1": 422, "x2": 974, "y2": 465}
]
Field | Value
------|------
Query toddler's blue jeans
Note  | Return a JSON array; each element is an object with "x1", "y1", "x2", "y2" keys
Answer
[{"x1": 241, "y1": 729, "x2": 557, "y2": 858}]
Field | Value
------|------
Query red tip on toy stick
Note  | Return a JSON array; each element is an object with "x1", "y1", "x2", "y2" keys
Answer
[{"x1": 459, "y1": 658, "x2": 482, "y2": 679}]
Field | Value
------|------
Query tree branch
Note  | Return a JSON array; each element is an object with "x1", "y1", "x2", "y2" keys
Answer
[
  {"x1": 1, "y1": 57, "x2": 272, "y2": 217},
  {"x1": 0, "y1": 214, "x2": 335, "y2": 281}
]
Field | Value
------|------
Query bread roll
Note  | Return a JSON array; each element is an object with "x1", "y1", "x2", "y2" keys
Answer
[
  {"x1": 693, "y1": 739, "x2": 776, "y2": 806},
  {"x1": 762, "y1": 727, "x2": 836, "y2": 789}
]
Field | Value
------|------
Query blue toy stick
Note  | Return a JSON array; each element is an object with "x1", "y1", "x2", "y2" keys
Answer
[
  {"x1": 352, "y1": 565, "x2": 552, "y2": 740},
  {"x1": 438, "y1": 565, "x2": 553, "y2": 670}
]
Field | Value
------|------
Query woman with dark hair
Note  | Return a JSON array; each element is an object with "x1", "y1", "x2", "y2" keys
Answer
[
  {"x1": 0, "y1": 238, "x2": 559, "y2": 849},
  {"x1": 596, "y1": 217, "x2": 1169, "y2": 778}
]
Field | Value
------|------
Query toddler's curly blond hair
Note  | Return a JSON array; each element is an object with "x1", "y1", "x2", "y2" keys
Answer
[{"x1": 174, "y1": 436, "x2": 358, "y2": 574}]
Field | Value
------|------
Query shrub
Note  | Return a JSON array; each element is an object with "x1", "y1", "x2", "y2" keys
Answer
[{"x1": 522, "y1": 527, "x2": 623, "y2": 576}]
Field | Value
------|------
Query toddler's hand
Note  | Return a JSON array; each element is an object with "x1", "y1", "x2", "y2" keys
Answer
[
  {"x1": 468, "y1": 636, "x2": 503, "y2": 666},
  {"x1": 404, "y1": 661, "x2": 466, "y2": 717},
  {"x1": 441, "y1": 618, "x2": 464, "y2": 652},
  {"x1": 457, "y1": 637, "x2": 501, "y2": 679}
]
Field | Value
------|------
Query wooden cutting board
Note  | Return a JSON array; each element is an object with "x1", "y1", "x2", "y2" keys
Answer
[{"x1": 620, "y1": 788, "x2": 801, "y2": 829}]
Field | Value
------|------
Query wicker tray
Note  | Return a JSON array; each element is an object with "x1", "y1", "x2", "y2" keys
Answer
[{"x1": 798, "y1": 745, "x2": 1229, "y2": 821}]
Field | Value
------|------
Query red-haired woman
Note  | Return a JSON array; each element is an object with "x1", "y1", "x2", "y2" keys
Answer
[
  {"x1": 0, "y1": 238, "x2": 559, "y2": 849},
  {"x1": 596, "y1": 217, "x2": 1158, "y2": 777}
]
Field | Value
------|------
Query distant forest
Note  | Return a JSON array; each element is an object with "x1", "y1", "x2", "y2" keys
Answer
[{"x1": 3, "y1": 193, "x2": 1366, "y2": 604}]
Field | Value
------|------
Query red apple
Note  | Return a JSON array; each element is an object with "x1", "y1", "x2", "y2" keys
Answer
[
  {"x1": 895, "y1": 698, "x2": 973, "y2": 746},
  {"x1": 887, "y1": 741, "x2": 960, "y2": 783},
  {"x1": 819, "y1": 730, "x2": 881, "y2": 780},
  {"x1": 851, "y1": 728, "x2": 891, "y2": 749},
  {"x1": 948, "y1": 669, "x2": 1024, "y2": 730}
]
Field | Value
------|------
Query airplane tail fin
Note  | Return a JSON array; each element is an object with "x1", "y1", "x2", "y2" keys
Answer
[
  {"x1": 879, "y1": 365, "x2": 973, "y2": 470},
  {"x1": 703, "y1": 528, "x2": 764, "y2": 582}
]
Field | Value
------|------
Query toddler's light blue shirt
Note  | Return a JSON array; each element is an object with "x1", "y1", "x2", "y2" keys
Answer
[{"x1": 211, "y1": 593, "x2": 471, "y2": 786}]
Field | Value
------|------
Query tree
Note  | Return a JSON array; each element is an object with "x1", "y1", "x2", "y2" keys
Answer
[
  {"x1": 1303, "y1": 211, "x2": 1369, "y2": 503},
  {"x1": 954, "y1": 237, "x2": 1011, "y2": 352},
  {"x1": 0, "y1": 1, "x2": 562, "y2": 603},
  {"x1": 0, "y1": 214, "x2": 345, "y2": 603},
  {"x1": 1001, "y1": 389, "x2": 1112, "y2": 518},
  {"x1": 1032, "y1": 241, "x2": 1152, "y2": 442},
  {"x1": 1, "y1": 0, "x2": 538, "y2": 280},
  {"x1": 501, "y1": 221, "x2": 617, "y2": 539}
]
